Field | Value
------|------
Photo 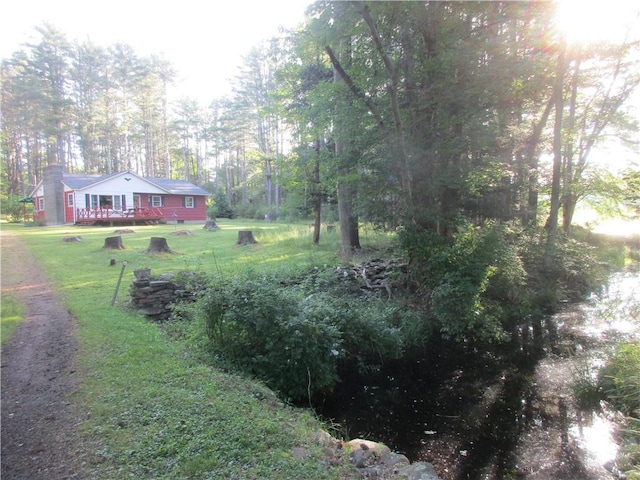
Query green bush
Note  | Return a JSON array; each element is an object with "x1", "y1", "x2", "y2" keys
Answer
[
  {"x1": 197, "y1": 268, "x2": 406, "y2": 402},
  {"x1": 521, "y1": 231, "x2": 608, "y2": 310},
  {"x1": 307, "y1": 293, "x2": 404, "y2": 371},
  {"x1": 599, "y1": 342, "x2": 640, "y2": 416},
  {"x1": 570, "y1": 361, "x2": 605, "y2": 411},
  {"x1": 0, "y1": 196, "x2": 27, "y2": 222},
  {"x1": 208, "y1": 190, "x2": 235, "y2": 219},
  {"x1": 234, "y1": 202, "x2": 259, "y2": 220},
  {"x1": 620, "y1": 417, "x2": 640, "y2": 480},
  {"x1": 599, "y1": 342, "x2": 640, "y2": 478},
  {"x1": 399, "y1": 222, "x2": 526, "y2": 341}
]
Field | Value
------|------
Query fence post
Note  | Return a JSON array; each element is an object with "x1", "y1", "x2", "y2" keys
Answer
[{"x1": 111, "y1": 261, "x2": 128, "y2": 306}]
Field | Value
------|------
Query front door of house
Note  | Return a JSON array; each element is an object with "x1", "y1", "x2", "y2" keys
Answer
[{"x1": 133, "y1": 194, "x2": 142, "y2": 208}]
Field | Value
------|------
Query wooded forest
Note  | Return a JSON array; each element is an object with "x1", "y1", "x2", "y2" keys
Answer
[{"x1": 2, "y1": 1, "x2": 639, "y2": 246}]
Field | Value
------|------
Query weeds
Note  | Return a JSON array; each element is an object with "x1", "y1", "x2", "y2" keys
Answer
[
  {"x1": 570, "y1": 361, "x2": 605, "y2": 411},
  {"x1": 599, "y1": 342, "x2": 640, "y2": 478}
]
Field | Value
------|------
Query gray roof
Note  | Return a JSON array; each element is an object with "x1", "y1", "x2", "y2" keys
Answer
[
  {"x1": 144, "y1": 177, "x2": 210, "y2": 196},
  {"x1": 61, "y1": 172, "x2": 209, "y2": 196},
  {"x1": 62, "y1": 173, "x2": 117, "y2": 190}
]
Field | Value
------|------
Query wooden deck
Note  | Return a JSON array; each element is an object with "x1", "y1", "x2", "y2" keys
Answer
[{"x1": 75, "y1": 207, "x2": 164, "y2": 226}]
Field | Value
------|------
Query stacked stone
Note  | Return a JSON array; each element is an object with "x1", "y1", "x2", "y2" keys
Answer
[
  {"x1": 129, "y1": 278, "x2": 181, "y2": 320},
  {"x1": 129, "y1": 271, "x2": 199, "y2": 320},
  {"x1": 337, "y1": 258, "x2": 409, "y2": 297}
]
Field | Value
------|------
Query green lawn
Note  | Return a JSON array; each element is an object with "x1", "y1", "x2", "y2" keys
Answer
[
  {"x1": 3, "y1": 221, "x2": 389, "y2": 479},
  {"x1": 1, "y1": 293, "x2": 23, "y2": 345}
]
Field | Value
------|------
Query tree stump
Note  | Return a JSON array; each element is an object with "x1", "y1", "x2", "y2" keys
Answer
[
  {"x1": 145, "y1": 237, "x2": 175, "y2": 254},
  {"x1": 203, "y1": 220, "x2": 219, "y2": 231},
  {"x1": 103, "y1": 236, "x2": 125, "y2": 250},
  {"x1": 236, "y1": 230, "x2": 257, "y2": 245},
  {"x1": 133, "y1": 268, "x2": 151, "y2": 280}
]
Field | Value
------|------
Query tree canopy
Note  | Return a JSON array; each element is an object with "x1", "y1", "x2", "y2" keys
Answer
[{"x1": 2, "y1": 2, "x2": 639, "y2": 242}]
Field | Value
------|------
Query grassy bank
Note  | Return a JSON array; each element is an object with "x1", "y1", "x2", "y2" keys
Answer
[{"x1": 5, "y1": 222, "x2": 379, "y2": 479}]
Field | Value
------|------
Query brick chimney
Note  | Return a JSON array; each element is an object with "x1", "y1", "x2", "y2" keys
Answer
[{"x1": 43, "y1": 164, "x2": 65, "y2": 225}]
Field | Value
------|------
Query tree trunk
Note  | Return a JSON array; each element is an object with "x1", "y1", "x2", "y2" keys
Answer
[
  {"x1": 330, "y1": 16, "x2": 361, "y2": 258},
  {"x1": 521, "y1": 95, "x2": 554, "y2": 227},
  {"x1": 545, "y1": 40, "x2": 567, "y2": 254},
  {"x1": 562, "y1": 54, "x2": 582, "y2": 234},
  {"x1": 103, "y1": 236, "x2": 125, "y2": 250},
  {"x1": 312, "y1": 139, "x2": 322, "y2": 245},
  {"x1": 145, "y1": 237, "x2": 175, "y2": 254},
  {"x1": 237, "y1": 231, "x2": 257, "y2": 245},
  {"x1": 265, "y1": 158, "x2": 273, "y2": 221},
  {"x1": 337, "y1": 179, "x2": 361, "y2": 256}
]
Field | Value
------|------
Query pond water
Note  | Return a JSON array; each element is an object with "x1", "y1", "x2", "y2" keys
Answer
[{"x1": 316, "y1": 270, "x2": 639, "y2": 479}]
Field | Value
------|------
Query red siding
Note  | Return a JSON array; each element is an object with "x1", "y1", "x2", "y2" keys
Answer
[
  {"x1": 160, "y1": 195, "x2": 207, "y2": 222},
  {"x1": 33, "y1": 195, "x2": 45, "y2": 222},
  {"x1": 64, "y1": 192, "x2": 75, "y2": 223},
  {"x1": 37, "y1": 191, "x2": 207, "y2": 224}
]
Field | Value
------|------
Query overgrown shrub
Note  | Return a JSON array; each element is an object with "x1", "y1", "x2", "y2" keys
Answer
[
  {"x1": 399, "y1": 222, "x2": 526, "y2": 341},
  {"x1": 399, "y1": 219, "x2": 616, "y2": 342},
  {"x1": 521, "y1": 231, "x2": 609, "y2": 311},
  {"x1": 197, "y1": 268, "x2": 406, "y2": 402}
]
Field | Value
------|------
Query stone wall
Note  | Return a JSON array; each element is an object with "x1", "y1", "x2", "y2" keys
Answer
[{"x1": 129, "y1": 270, "x2": 200, "y2": 320}]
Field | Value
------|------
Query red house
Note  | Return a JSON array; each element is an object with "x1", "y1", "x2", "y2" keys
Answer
[{"x1": 30, "y1": 166, "x2": 210, "y2": 226}]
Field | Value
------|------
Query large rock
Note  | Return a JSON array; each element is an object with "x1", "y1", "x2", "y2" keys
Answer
[
  {"x1": 341, "y1": 436, "x2": 439, "y2": 479},
  {"x1": 397, "y1": 462, "x2": 441, "y2": 480}
]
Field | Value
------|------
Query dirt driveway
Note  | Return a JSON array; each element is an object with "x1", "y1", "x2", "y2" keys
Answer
[{"x1": 1, "y1": 229, "x2": 83, "y2": 479}]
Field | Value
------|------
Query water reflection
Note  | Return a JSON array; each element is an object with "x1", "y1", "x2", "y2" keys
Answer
[
  {"x1": 570, "y1": 411, "x2": 619, "y2": 467},
  {"x1": 582, "y1": 272, "x2": 640, "y2": 340},
  {"x1": 316, "y1": 271, "x2": 639, "y2": 479}
]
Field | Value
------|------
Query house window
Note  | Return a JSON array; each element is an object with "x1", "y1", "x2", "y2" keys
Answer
[
  {"x1": 113, "y1": 195, "x2": 122, "y2": 210},
  {"x1": 99, "y1": 195, "x2": 112, "y2": 208},
  {"x1": 184, "y1": 196, "x2": 195, "y2": 208},
  {"x1": 67, "y1": 193, "x2": 74, "y2": 207},
  {"x1": 38, "y1": 198, "x2": 44, "y2": 211},
  {"x1": 151, "y1": 195, "x2": 163, "y2": 207}
]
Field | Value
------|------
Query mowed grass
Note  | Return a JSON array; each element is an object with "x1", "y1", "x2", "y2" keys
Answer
[
  {"x1": 4, "y1": 221, "x2": 391, "y2": 479},
  {"x1": 1, "y1": 293, "x2": 24, "y2": 345}
]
